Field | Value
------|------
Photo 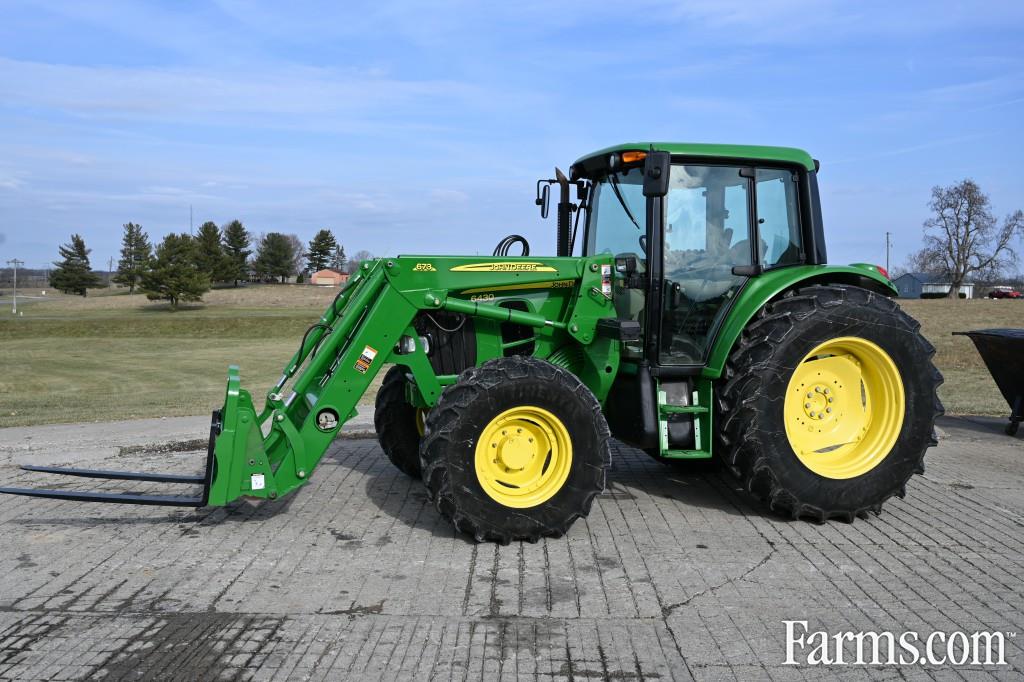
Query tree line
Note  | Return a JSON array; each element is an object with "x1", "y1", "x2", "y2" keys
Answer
[{"x1": 49, "y1": 222, "x2": 374, "y2": 309}]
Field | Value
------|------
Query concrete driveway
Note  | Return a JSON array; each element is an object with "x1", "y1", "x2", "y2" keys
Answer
[{"x1": 0, "y1": 415, "x2": 1021, "y2": 680}]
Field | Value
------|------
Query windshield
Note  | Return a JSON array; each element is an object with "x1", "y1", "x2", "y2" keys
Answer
[{"x1": 585, "y1": 169, "x2": 646, "y2": 259}]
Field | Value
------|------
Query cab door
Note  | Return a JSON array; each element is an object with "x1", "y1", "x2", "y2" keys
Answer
[
  {"x1": 657, "y1": 164, "x2": 805, "y2": 366},
  {"x1": 658, "y1": 164, "x2": 754, "y2": 365}
]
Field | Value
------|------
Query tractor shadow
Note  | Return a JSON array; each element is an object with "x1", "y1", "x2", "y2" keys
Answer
[
  {"x1": 8, "y1": 493, "x2": 303, "y2": 530},
  {"x1": 327, "y1": 438, "x2": 775, "y2": 540},
  {"x1": 602, "y1": 443, "x2": 772, "y2": 520},
  {"x1": 941, "y1": 414, "x2": 1020, "y2": 440}
]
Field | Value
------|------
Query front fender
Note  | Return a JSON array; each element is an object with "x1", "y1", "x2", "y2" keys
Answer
[{"x1": 703, "y1": 264, "x2": 896, "y2": 379}]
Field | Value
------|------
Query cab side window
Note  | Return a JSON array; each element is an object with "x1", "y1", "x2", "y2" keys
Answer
[{"x1": 755, "y1": 169, "x2": 803, "y2": 267}]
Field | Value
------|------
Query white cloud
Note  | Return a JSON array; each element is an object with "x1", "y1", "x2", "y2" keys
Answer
[
  {"x1": 428, "y1": 189, "x2": 470, "y2": 204},
  {"x1": 0, "y1": 57, "x2": 485, "y2": 131}
]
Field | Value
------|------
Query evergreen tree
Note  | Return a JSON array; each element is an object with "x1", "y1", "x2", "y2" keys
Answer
[
  {"x1": 50, "y1": 234, "x2": 102, "y2": 296},
  {"x1": 305, "y1": 229, "x2": 338, "y2": 273},
  {"x1": 329, "y1": 244, "x2": 347, "y2": 272},
  {"x1": 253, "y1": 232, "x2": 298, "y2": 283},
  {"x1": 112, "y1": 222, "x2": 152, "y2": 294},
  {"x1": 194, "y1": 221, "x2": 228, "y2": 283},
  {"x1": 140, "y1": 233, "x2": 211, "y2": 309},
  {"x1": 221, "y1": 219, "x2": 251, "y2": 287}
]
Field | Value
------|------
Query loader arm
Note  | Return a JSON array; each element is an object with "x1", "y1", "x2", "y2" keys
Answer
[
  {"x1": 212, "y1": 254, "x2": 620, "y2": 505},
  {"x1": 2, "y1": 255, "x2": 620, "y2": 507}
]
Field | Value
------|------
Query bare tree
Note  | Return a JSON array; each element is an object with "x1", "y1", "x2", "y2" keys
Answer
[
  {"x1": 346, "y1": 250, "x2": 374, "y2": 274},
  {"x1": 909, "y1": 179, "x2": 1022, "y2": 297},
  {"x1": 286, "y1": 234, "x2": 305, "y2": 276}
]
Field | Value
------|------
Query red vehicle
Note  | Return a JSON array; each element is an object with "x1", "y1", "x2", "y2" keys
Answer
[{"x1": 988, "y1": 286, "x2": 1022, "y2": 299}]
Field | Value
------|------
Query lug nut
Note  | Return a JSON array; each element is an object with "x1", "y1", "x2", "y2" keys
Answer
[
  {"x1": 826, "y1": 407, "x2": 832, "y2": 414},
  {"x1": 804, "y1": 403, "x2": 811, "y2": 409}
]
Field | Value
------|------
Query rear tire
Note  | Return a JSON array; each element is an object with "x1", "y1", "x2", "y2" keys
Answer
[
  {"x1": 374, "y1": 366, "x2": 424, "y2": 478},
  {"x1": 420, "y1": 356, "x2": 610, "y2": 543},
  {"x1": 717, "y1": 284, "x2": 943, "y2": 522}
]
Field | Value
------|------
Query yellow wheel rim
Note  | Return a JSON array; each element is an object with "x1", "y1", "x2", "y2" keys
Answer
[
  {"x1": 474, "y1": 406, "x2": 573, "y2": 508},
  {"x1": 783, "y1": 336, "x2": 904, "y2": 479},
  {"x1": 414, "y1": 409, "x2": 426, "y2": 437}
]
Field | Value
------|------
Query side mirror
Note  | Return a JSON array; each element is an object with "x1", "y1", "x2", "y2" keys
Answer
[
  {"x1": 642, "y1": 150, "x2": 671, "y2": 197},
  {"x1": 535, "y1": 182, "x2": 551, "y2": 219}
]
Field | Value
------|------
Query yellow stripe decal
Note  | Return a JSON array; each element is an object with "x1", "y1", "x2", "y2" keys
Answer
[
  {"x1": 449, "y1": 262, "x2": 559, "y2": 273},
  {"x1": 459, "y1": 280, "x2": 577, "y2": 295}
]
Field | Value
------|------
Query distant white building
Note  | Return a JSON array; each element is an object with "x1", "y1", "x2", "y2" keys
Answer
[{"x1": 892, "y1": 272, "x2": 975, "y2": 299}]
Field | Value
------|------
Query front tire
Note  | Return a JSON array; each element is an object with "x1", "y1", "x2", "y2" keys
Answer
[
  {"x1": 717, "y1": 284, "x2": 943, "y2": 522},
  {"x1": 420, "y1": 356, "x2": 610, "y2": 543},
  {"x1": 374, "y1": 366, "x2": 425, "y2": 478}
]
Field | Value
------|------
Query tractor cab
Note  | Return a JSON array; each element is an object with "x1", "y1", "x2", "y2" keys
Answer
[
  {"x1": 543, "y1": 143, "x2": 830, "y2": 455},
  {"x1": 568, "y1": 144, "x2": 824, "y2": 367}
]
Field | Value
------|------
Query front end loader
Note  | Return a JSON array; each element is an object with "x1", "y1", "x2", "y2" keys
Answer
[{"x1": 2, "y1": 142, "x2": 943, "y2": 542}]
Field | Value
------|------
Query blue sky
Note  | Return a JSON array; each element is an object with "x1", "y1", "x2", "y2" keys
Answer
[{"x1": 1, "y1": 1, "x2": 1022, "y2": 272}]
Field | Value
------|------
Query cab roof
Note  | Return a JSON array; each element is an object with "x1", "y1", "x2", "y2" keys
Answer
[{"x1": 573, "y1": 142, "x2": 817, "y2": 173}]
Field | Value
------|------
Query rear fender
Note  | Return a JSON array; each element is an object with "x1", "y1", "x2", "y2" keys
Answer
[{"x1": 703, "y1": 264, "x2": 896, "y2": 379}]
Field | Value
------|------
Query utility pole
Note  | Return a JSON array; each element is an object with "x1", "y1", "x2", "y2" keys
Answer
[
  {"x1": 108, "y1": 256, "x2": 114, "y2": 287},
  {"x1": 885, "y1": 232, "x2": 891, "y2": 273},
  {"x1": 190, "y1": 204, "x2": 194, "y2": 235},
  {"x1": 6, "y1": 258, "x2": 23, "y2": 314}
]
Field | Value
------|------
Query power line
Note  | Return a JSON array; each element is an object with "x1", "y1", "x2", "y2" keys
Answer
[
  {"x1": 6, "y1": 258, "x2": 24, "y2": 314},
  {"x1": 885, "y1": 231, "x2": 892, "y2": 273}
]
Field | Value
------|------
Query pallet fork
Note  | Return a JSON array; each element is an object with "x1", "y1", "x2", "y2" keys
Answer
[{"x1": 0, "y1": 412, "x2": 221, "y2": 506}]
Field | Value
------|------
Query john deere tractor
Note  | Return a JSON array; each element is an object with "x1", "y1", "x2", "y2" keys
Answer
[{"x1": 3, "y1": 143, "x2": 943, "y2": 543}]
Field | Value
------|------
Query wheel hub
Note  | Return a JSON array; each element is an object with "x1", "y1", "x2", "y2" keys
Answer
[
  {"x1": 800, "y1": 383, "x2": 836, "y2": 422},
  {"x1": 493, "y1": 429, "x2": 536, "y2": 470}
]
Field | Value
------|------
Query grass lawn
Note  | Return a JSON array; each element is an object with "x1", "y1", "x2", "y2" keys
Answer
[
  {"x1": 0, "y1": 285, "x2": 385, "y2": 428},
  {"x1": 898, "y1": 298, "x2": 1020, "y2": 417},
  {"x1": 0, "y1": 286, "x2": 1019, "y2": 427}
]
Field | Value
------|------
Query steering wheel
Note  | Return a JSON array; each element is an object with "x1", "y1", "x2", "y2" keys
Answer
[{"x1": 680, "y1": 263, "x2": 734, "y2": 280}]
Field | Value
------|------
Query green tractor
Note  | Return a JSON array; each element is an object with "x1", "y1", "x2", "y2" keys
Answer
[{"x1": 2, "y1": 143, "x2": 943, "y2": 543}]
